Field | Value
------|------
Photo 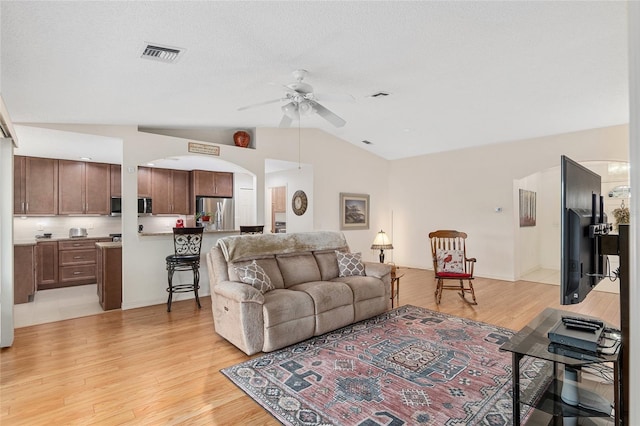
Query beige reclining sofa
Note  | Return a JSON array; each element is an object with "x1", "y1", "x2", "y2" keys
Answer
[{"x1": 207, "y1": 231, "x2": 391, "y2": 355}]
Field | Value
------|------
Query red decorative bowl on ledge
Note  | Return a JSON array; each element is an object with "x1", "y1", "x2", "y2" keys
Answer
[{"x1": 233, "y1": 131, "x2": 251, "y2": 148}]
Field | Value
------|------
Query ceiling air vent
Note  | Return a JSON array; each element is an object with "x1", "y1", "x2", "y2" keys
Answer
[
  {"x1": 140, "y1": 44, "x2": 184, "y2": 63},
  {"x1": 362, "y1": 140, "x2": 373, "y2": 145},
  {"x1": 369, "y1": 92, "x2": 389, "y2": 98}
]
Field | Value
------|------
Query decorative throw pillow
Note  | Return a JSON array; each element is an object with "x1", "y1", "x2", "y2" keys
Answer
[
  {"x1": 335, "y1": 251, "x2": 366, "y2": 277},
  {"x1": 436, "y1": 249, "x2": 464, "y2": 273},
  {"x1": 234, "y1": 260, "x2": 274, "y2": 293}
]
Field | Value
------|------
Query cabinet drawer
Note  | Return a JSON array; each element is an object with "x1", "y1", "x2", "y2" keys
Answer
[
  {"x1": 59, "y1": 248, "x2": 96, "y2": 266},
  {"x1": 59, "y1": 265, "x2": 96, "y2": 283},
  {"x1": 59, "y1": 239, "x2": 99, "y2": 250}
]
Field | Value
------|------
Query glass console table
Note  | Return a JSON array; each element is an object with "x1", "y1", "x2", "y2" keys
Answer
[{"x1": 501, "y1": 307, "x2": 621, "y2": 425}]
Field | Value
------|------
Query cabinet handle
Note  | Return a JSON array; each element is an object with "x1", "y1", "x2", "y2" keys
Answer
[
  {"x1": 73, "y1": 256, "x2": 82, "y2": 259},
  {"x1": 25, "y1": 202, "x2": 29, "y2": 212},
  {"x1": 22, "y1": 202, "x2": 25, "y2": 213},
  {"x1": 73, "y1": 243, "x2": 81, "y2": 247},
  {"x1": 73, "y1": 271, "x2": 82, "y2": 275}
]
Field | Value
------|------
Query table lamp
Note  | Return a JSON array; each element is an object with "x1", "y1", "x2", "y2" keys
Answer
[{"x1": 371, "y1": 229, "x2": 393, "y2": 263}]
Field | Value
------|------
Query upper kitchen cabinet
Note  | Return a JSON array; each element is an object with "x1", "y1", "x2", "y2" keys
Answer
[
  {"x1": 151, "y1": 168, "x2": 190, "y2": 215},
  {"x1": 58, "y1": 160, "x2": 111, "y2": 215},
  {"x1": 14, "y1": 156, "x2": 59, "y2": 215},
  {"x1": 110, "y1": 164, "x2": 121, "y2": 197},
  {"x1": 137, "y1": 166, "x2": 152, "y2": 198},
  {"x1": 191, "y1": 170, "x2": 233, "y2": 198}
]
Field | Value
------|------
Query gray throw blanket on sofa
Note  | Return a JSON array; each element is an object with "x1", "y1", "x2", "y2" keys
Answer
[{"x1": 217, "y1": 231, "x2": 348, "y2": 262}]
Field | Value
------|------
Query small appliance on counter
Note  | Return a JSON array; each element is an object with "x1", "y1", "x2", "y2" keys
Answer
[
  {"x1": 35, "y1": 233, "x2": 53, "y2": 239},
  {"x1": 109, "y1": 233, "x2": 122, "y2": 242},
  {"x1": 69, "y1": 227, "x2": 88, "y2": 238}
]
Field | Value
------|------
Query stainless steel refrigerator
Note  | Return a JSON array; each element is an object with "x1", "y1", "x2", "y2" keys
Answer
[{"x1": 195, "y1": 197, "x2": 234, "y2": 230}]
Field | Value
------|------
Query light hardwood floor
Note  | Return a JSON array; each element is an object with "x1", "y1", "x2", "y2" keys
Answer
[{"x1": 1, "y1": 267, "x2": 621, "y2": 425}]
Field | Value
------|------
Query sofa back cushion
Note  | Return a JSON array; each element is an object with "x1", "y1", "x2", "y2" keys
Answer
[
  {"x1": 276, "y1": 252, "x2": 321, "y2": 287},
  {"x1": 313, "y1": 248, "x2": 346, "y2": 281},
  {"x1": 228, "y1": 256, "x2": 285, "y2": 289}
]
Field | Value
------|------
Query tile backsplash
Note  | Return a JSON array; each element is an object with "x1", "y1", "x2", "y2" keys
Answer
[{"x1": 13, "y1": 216, "x2": 122, "y2": 240}]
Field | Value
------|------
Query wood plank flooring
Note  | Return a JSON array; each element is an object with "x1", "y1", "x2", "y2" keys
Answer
[{"x1": 1, "y1": 267, "x2": 621, "y2": 425}]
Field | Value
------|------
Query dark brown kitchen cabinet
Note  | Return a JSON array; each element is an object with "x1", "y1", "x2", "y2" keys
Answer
[
  {"x1": 58, "y1": 160, "x2": 111, "y2": 215},
  {"x1": 191, "y1": 170, "x2": 233, "y2": 198},
  {"x1": 36, "y1": 241, "x2": 58, "y2": 290},
  {"x1": 151, "y1": 168, "x2": 190, "y2": 215},
  {"x1": 110, "y1": 164, "x2": 121, "y2": 197},
  {"x1": 137, "y1": 166, "x2": 152, "y2": 198},
  {"x1": 14, "y1": 244, "x2": 36, "y2": 304},
  {"x1": 96, "y1": 243, "x2": 122, "y2": 310},
  {"x1": 57, "y1": 238, "x2": 110, "y2": 287},
  {"x1": 14, "y1": 156, "x2": 59, "y2": 215}
]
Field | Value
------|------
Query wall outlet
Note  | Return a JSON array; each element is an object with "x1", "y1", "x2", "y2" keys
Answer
[
  {"x1": 88, "y1": 223, "x2": 94, "y2": 229},
  {"x1": 37, "y1": 223, "x2": 45, "y2": 231}
]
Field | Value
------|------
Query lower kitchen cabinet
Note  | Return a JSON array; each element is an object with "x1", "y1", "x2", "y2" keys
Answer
[
  {"x1": 36, "y1": 241, "x2": 58, "y2": 290},
  {"x1": 14, "y1": 244, "x2": 36, "y2": 304},
  {"x1": 36, "y1": 238, "x2": 110, "y2": 290},
  {"x1": 58, "y1": 238, "x2": 110, "y2": 287},
  {"x1": 96, "y1": 243, "x2": 122, "y2": 310}
]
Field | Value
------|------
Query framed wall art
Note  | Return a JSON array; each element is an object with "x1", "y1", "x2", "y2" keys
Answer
[
  {"x1": 340, "y1": 193, "x2": 370, "y2": 230},
  {"x1": 519, "y1": 189, "x2": 536, "y2": 227}
]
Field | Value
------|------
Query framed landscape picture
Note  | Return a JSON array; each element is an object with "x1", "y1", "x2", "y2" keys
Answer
[{"x1": 340, "y1": 193, "x2": 370, "y2": 230}]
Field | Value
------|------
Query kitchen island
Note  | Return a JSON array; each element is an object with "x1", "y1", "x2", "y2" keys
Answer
[{"x1": 96, "y1": 242, "x2": 122, "y2": 310}]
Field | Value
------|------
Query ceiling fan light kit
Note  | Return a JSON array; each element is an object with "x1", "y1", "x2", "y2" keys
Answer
[{"x1": 239, "y1": 69, "x2": 349, "y2": 128}]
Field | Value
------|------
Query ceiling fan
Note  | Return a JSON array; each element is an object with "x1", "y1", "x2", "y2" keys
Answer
[{"x1": 238, "y1": 69, "x2": 353, "y2": 128}]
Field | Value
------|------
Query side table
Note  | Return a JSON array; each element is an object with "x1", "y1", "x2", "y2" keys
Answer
[
  {"x1": 389, "y1": 264, "x2": 404, "y2": 308},
  {"x1": 501, "y1": 307, "x2": 621, "y2": 425}
]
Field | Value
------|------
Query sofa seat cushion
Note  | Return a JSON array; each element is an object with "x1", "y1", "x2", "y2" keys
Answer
[
  {"x1": 289, "y1": 281, "x2": 353, "y2": 313},
  {"x1": 262, "y1": 289, "x2": 315, "y2": 328},
  {"x1": 276, "y1": 253, "x2": 322, "y2": 287},
  {"x1": 262, "y1": 289, "x2": 316, "y2": 352},
  {"x1": 332, "y1": 275, "x2": 386, "y2": 302},
  {"x1": 289, "y1": 281, "x2": 355, "y2": 335}
]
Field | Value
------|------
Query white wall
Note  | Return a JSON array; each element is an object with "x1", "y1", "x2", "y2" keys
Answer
[{"x1": 389, "y1": 124, "x2": 629, "y2": 281}]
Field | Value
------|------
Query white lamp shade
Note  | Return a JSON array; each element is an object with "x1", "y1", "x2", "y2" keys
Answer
[{"x1": 371, "y1": 230, "x2": 393, "y2": 249}]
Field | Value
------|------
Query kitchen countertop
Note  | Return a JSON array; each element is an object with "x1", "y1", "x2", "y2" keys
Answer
[
  {"x1": 95, "y1": 242, "x2": 122, "y2": 249},
  {"x1": 139, "y1": 229, "x2": 240, "y2": 237},
  {"x1": 14, "y1": 235, "x2": 115, "y2": 245}
]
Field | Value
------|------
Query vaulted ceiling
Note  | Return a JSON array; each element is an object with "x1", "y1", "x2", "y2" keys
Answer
[{"x1": 0, "y1": 1, "x2": 629, "y2": 160}]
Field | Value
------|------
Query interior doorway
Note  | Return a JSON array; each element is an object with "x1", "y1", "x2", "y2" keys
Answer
[{"x1": 270, "y1": 186, "x2": 287, "y2": 233}]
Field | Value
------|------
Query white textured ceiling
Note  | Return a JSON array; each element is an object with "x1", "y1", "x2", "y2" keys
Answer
[{"x1": 0, "y1": 1, "x2": 630, "y2": 160}]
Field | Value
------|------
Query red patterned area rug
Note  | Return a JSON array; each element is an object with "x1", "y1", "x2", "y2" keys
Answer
[{"x1": 221, "y1": 305, "x2": 551, "y2": 425}]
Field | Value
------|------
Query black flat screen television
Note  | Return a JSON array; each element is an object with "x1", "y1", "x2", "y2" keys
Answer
[{"x1": 560, "y1": 155, "x2": 608, "y2": 305}]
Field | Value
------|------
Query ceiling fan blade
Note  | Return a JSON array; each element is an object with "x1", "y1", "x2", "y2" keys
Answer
[
  {"x1": 314, "y1": 93, "x2": 355, "y2": 103},
  {"x1": 279, "y1": 115, "x2": 293, "y2": 128},
  {"x1": 237, "y1": 98, "x2": 282, "y2": 111},
  {"x1": 310, "y1": 101, "x2": 346, "y2": 128}
]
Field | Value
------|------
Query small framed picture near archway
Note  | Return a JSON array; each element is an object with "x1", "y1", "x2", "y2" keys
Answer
[
  {"x1": 340, "y1": 193, "x2": 370, "y2": 230},
  {"x1": 519, "y1": 189, "x2": 536, "y2": 227}
]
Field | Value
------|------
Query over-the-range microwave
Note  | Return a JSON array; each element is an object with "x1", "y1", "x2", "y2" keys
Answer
[{"x1": 110, "y1": 197, "x2": 152, "y2": 216}]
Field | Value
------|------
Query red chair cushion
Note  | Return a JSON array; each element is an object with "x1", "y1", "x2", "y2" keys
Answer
[{"x1": 437, "y1": 272, "x2": 472, "y2": 279}]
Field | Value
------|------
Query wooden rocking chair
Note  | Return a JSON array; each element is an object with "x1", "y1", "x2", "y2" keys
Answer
[{"x1": 429, "y1": 230, "x2": 477, "y2": 304}]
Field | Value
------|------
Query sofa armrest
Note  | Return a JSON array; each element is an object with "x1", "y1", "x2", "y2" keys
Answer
[
  {"x1": 364, "y1": 261, "x2": 392, "y2": 279},
  {"x1": 214, "y1": 280, "x2": 265, "y2": 304}
]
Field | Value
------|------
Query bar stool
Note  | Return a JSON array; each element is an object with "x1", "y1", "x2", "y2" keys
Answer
[{"x1": 166, "y1": 227, "x2": 204, "y2": 312}]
